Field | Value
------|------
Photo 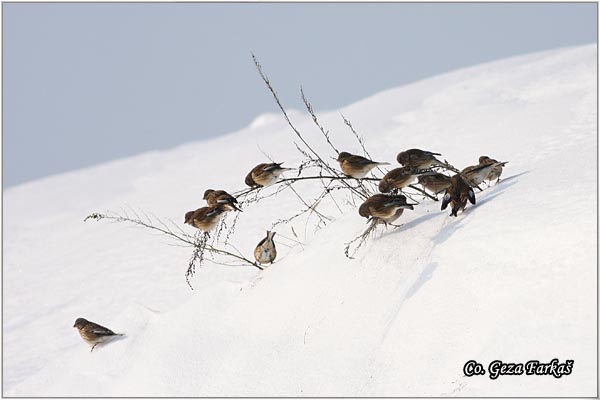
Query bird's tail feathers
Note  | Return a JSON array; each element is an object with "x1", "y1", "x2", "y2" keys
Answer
[{"x1": 266, "y1": 163, "x2": 294, "y2": 172}]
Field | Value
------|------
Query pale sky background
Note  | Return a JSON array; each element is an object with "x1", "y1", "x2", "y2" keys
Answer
[{"x1": 3, "y1": 2, "x2": 597, "y2": 187}]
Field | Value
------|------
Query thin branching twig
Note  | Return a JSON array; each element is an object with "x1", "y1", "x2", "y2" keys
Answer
[
  {"x1": 252, "y1": 53, "x2": 368, "y2": 201},
  {"x1": 85, "y1": 211, "x2": 262, "y2": 289}
]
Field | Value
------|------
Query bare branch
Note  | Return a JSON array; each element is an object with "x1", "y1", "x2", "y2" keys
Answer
[
  {"x1": 344, "y1": 219, "x2": 378, "y2": 259},
  {"x1": 301, "y1": 86, "x2": 339, "y2": 155},
  {"x1": 252, "y1": 53, "x2": 368, "y2": 201},
  {"x1": 85, "y1": 211, "x2": 261, "y2": 290}
]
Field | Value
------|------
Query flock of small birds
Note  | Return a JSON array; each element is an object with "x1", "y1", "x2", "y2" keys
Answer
[
  {"x1": 349, "y1": 149, "x2": 507, "y2": 223},
  {"x1": 75, "y1": 148, "x2": 506, "y2": 351},
  {"x1": 183, "y1": 163, "x2": 295, "y2": 268},
  {"x1": 182, "y1": 148, "x2": 508, "y2": 256}
]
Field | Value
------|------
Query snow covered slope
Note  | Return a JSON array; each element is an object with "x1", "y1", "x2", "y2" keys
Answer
[{"x1": 3, "y1": 45, "x2": 597, "y2": 396}]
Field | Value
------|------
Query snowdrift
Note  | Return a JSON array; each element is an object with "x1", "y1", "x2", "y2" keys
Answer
[{"x1": 3, "y1": 44, "x2": 597, "y2": 396}]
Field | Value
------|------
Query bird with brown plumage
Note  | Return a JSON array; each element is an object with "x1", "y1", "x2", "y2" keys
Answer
[
  {"x1": 379, "y1": 167, "x2": 434, "y2": 193},
  {"x1": 254, "y1": 231, "x2": 277, "y2": 265},
  {"x1": 358, "y1": 193, "x2": 416, "y2": 226},
  {"x1": 461, "y1": 161, "x2": 508, "y2": 189},
  {"x1": 245, "y1": 162, "x2": 294, "y2": 188},
  {"x1": 396, "y1": 148, "x2": 445, "y2": 170},
  {"x1": 441, "y1": 174, "x2": 476, "y2": 217},
  {"x1": 184, "y1": 205, "x2": 227, "y2": 232},
  {"x1": 336, "y1": 151, "x2": 389, "y2": 179},
  {"x1": 478, "y1": 156, "x2": 504, "y2": 185},
  {"x1": 417, "y1": 173, "x2": 452, "y2": 195},
  {"x1": 73, "y1": 317, "x2": 123, "y2": 352},
  {"x1": 203, "y1": 189, "x2": 241, "y2": 212}
]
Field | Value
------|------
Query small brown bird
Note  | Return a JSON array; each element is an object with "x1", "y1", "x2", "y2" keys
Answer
[
  {"x1": 478, "y1": 156, "x2": 504, "y2": 185},
  {"x1": 441, "y1": 174, "x2": 476, "y2": 217},
  {"x1": 203, "y1": 189, "x2": 241, "y2": 212},
  {"x1": 417, "y1": 173, "x2": 452, "y2": 194},
  {"x1": 396, "y1": 149, "x2": 444, "y2": 170},
  {"x1": 461, "y1": 161, "x2": 508, "y2": 188},
  {"x1": 336, "y1": 151, "x2": 389, "y2": 179},
  {"x1": 254, "y1": 231, "x2": 277, "y2": 265},
  {"x1": 245, "y1": 163, "x2": 293, "y2": 188},
  {"x1": 379, "y1": 167, "x2": 432, "y2": 193},
  {"x1": 184, "y1": 205, "x2": 226, "y2": 232},
  {"x1": 358, "y1": 193, "x2": 416, "y2": 225},
  {"x1": 73, "y1": 317, "x2": 123, "y2": 352}
]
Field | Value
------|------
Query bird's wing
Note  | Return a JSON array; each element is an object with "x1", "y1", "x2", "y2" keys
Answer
[
  {"x1": 89, "y1": 324, "x2": 116, "y2": 336},
  {"x1": 389, "y1": 168, "x2": 410, "y2": 178},
  {"x1": 383, "y1": 198, "x2": 408, "y2": 207},
  {"x1": 226, "y1": 194, "x2": 239, "y2": 204},
  {"x1": 348, "y1": 155, "x2": 377, "y2": 165},
  {"x1": 263, "y1": 163, "x2": 284, "y2": 171},
  {"x1": 216, "y1": 197, "x2": 236, "y2": 205},
  {"x1": 205, "y1": 208, "x2": 222, "y2": 217},
  {"x1": 463, "y1": 164, "x2": 489, "y2": 174}
]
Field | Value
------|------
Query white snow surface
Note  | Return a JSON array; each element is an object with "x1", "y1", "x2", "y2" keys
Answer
[{"x1": 3, "y1": 45, "x2": 597, "y2": 397}]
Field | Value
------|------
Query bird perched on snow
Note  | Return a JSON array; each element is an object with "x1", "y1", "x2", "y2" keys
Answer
[
  {"x1": 358, "y1": 193, "x2": 416, "y2": 226},
  {"x1": 478, "y1": 156, "x2": 504, "y2": 185},
  {"x1": 184, "y1": 205, "x2": 226, "y2": 232},
  {"x1": 417, "y1": 173, "x2": 452, "y2": 195},
  {"x1": 73, "y1": 317, "x2": 123, "y2": 352},
  {"x1": 254, "y1": 231, "x2": 277, "y2": 265},
  {"x1": 245, "y1": 162, "x2": 293, "y2": 188},
  {"x1": 396, "y1": 148, "x2": 445, "y2": 170},
  {"x1": 378, "y1": 167, "x2": 431, "y2": 193},
  {"x1": 203, "y1": 189, "x2": 241, "y2": 212},
  {"x1": 461, "y1": 161, "x2": 508, "y2": 189},
  {"x1": 441, "y1": 174, "x2": 476, "y2": 217},
  {"x1": 336, "y1": 151, "x2": 389, "y2": 179}
]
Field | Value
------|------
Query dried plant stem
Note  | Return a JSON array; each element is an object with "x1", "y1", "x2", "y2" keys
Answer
[
  {"x1": 301, "y1": 86, "x2": 339, "y2": 155},
  {"x1": 252, "y1": 53, "x2": 368, "y2": 201},
  {"x1": 344, "y1": 219, "x2": 378, "y2": 259},
  {"x1": 85, "y1": 211, "x2": 262, "y2": 289}
]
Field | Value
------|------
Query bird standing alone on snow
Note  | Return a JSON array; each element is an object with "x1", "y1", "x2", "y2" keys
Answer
[
  {"x1": 73, "y1": 317, "x2": 123, "y2": 352},
  {"x1": 254, "y1": 231, "x2": 277, "y2": 265},
  {"x1": 245, "y1": 163, "x2": 294, "y2": 188},
  {"x1": 336, "y1": 151, "x2": 389, "y2": 179},
  {"x1": 203, "y1": 189, "x2": 241, "y2": 211}
]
